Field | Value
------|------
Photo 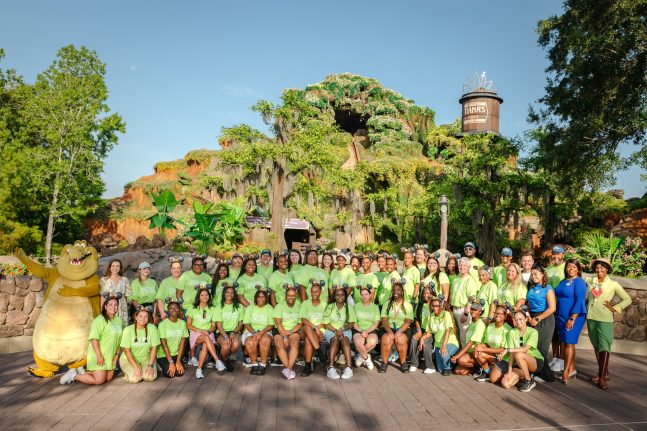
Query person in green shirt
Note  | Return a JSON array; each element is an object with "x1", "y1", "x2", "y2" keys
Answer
[
  {"x1": 119, "y1": 307, "x2": 160, "y2": 383},
  {"x1": 586, "y1": 258, "x2": 631, "y2": 390},
  {"x1": 300, "y1": 280, "x2": 328, "y2": 376},
  {"x1": 497, "y1": 262, "x2": 528, "y2": 312},
  {"x1": 414, "y1": 245, "x2": 428, "y2": 276},
  {"x1": 210, "y1": 262, "x2": 232, "y2": 306},
  {"x1": 294, "y1": 249, "x2": 329, "y2": 302},
  {"x1": 374, "y1": 253, "x2": 389, "y2": 295},
  {"x1": 476, "y1": 266, "x2": 498, "y2": 319},
  {"x1": 350, "y1": 255, "x2": 361, "y2": 275},
  {"x1": 401, "y1": 251, "x2": 421, "y2": 304},
  {"x1": 492, "y1": 247, "x2": 513, "y2": 289},
  {"x1": 354, "y1": 255, "x2": 379, "y2": 304},
  {"x1": 329, "y1": 254, "x2": 356, "y2": 302},
  {"x1": 236, "y1": 258, "x2": 268, "y2": 307},
  {"x1": 352, "y1": 285, "x2": 380, "y2": 371},
  {"x1": 242, "y1": 289, "x2": 274, "y2": 376},
  {"x1": 421, "y1": 297, "x2": 459, "y2": 376},
  {"x1": 269, "y1": 254, "x2": 298, "y2": 305},
  {"x1": 490, "y1": 310, "x2": 544, "y2": 392},
  {"x1": 321, "y1": 252, "x2": 335, "y2": 275},
  {"x1": 177, "y1": 256, "x2": 212, "y2": 309},
  {"x1": 130, "y1": 262, "x2": 158, "y2": 320},
  {"x1": 378, "y1": 281, "x2": 414, "y2": 373},
  {"x1": 287, "y1": 249, "x2": 303, "y2": 274},
  {"x1": 421, "y1": 256, "x2": 450, "y2": 302},
  {"x1": 273, "y1": 287, "x2": 302, "y2": 380},
  {"x1": 473, "y1": 304, "x2": 512, "y2": 381},
  {"x1": 324, "y1": 288, "x2": 356, "y2": 380},
  {"x1": 451, "y1": 258, "x2": 479, "y2": 346},
  {"x1": 60, "y1": 295, "x2": 124, "y2": 385},
  {"x1": 214, "y1": 285, "x2": 244, "y2": 372},
  {"x1": 157, "y1": 300, "x2": 188, "y2": 378},
  {"x1": 445, "y1": 254, "x2": 459, "y2": 286},
  {"x1": 155, "y1": 257, "x2": 184, "y2": 320},
  {"x1": 257, "y1": 249, "x2": 274, "y2": 281},
  {"x1": 377, "y1": 257, "x2": 400, "y2": 306},
  {"x1": 408, "y1": 285, "x2": 435, "y2": 374},
  {"x1": 229, "y1": 253, "x2": 243, "y2": 280},
  {"x1": 451, "y1": 300, "x2": 487, "y2": 375},
  {"x1": 187, "y1": 288, "x2": 226, "y2": 378},
  {"x1": 463, "y1": 242, "x2": 485, "y2": 282}
]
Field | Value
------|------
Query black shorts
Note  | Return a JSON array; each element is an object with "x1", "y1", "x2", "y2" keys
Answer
[{"x1": 157, "y1": 357, "x2": 185, "y2": 378}]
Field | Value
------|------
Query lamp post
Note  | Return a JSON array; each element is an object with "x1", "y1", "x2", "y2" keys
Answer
[{"x1": 439, "y1": 195, "x2": 449, "y2": 250}]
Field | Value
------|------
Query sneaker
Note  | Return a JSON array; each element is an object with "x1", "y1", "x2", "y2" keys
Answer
[
  {"x1": 388, "y1": 351, "x2": 398, "y2": 363},
  {"x1": 76, "y1": 366, "x2": 86, "y2": 375},
  {"x1": 549, "y1": 358, "x2": 564, "y2": 372},
  {"x1": 519, "y1": 379, "x2": 536, "y2": 392},
  {"x1": 205, "y1": 361, "x2": 215, "y2": 369},
  {"x1": 301, "y1": 363, "x2": 312, "y2": 377},
  {"x1": 243, "y1": 356, "x2": 252, "y2": 367},
  {"x1": 225, "y1": 359, "x2": 235, "y2": 372},
  {"x1": 251, "y1": 365, "x2": 260, "y2": 375},
  {"x1": 288, "y1": 370, "x2": 296, "y2": 380},
  {"x1": 471, "y1": 366, "x2": 482, "y2": 378},
  {"x1": 441, "y1": 369, "x2": 451, "y2": 376},
  {"x1": 355, "y1": 354, "x2": 364, "y2": 367},
  {"x1": 282, "y1": 368, "x2": 292, "y2": 380},
  {"x1": 195, "y1": 368, "x2": 204, "y2": 379},
  {"x1": 327, "y1": 367, "x2": 340, "y2": 380},
  {"x1": 341, "y1": 367, "x2": 353, "y2": 380},
  {"x1": 401, "y1": 363, "x2": 410, "y2": 373},
  {"x1": 365, "y1": 356, "x2": 375, "y2": 371},
  {"x1": 424, "y1": 368, "x2": 437, "y2": 375},
  {"x1": 259, "y1": 364, "x2": 267, "y2": 375},
  {"x1": 409, "y1": 366, "x2": 418, "y2": 373},
  {"x1": 189, "y1": 357, "x2": 199, "y2": 367},
  {"x1": 271, "y1": 357, "x2": 283, "y2": 367},
  {"x1": 59, "y1": 368, "x2": 77, "y2": 385},
  {"x1": 215, "y1": 360, "x2": 226, "y2": 373},
  {"x1": 534, "y1": 374, "x2": 546, "y2": 383},
  {"x1": 378, "y1": 362, "x2": 388, "y2": 373},
  {"x1": 474, "y1": 371, "x2": 489, "y2": 381}
]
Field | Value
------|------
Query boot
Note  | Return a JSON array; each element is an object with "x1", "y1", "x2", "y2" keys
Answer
[
  {"x1": 591, "y1": 349, "x2": 600, "y2": 383},
  {"x1": 597, "y1": 351, "x2": 609, "y2": 390}
]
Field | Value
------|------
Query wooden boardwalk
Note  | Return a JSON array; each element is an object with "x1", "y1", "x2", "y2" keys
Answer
[{"x1": 1, "y1": 350, "x2": 646, "y2": 431}]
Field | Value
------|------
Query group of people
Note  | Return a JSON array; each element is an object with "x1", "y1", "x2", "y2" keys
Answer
[{"x1": 58, "y1": 242, "x2": 632, "y2": 393}]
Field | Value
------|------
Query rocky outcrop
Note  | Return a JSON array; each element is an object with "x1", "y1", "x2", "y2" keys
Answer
[{"x1": 612, "y1": 208, "x2": 647, "y2": 242}]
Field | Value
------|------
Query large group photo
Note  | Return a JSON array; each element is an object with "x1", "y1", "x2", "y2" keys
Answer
[{"x1": 1, "y1": 1, "x2": 646, "y2": 430}]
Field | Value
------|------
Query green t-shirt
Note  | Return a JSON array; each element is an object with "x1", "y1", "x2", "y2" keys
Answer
[
  {"x1": 503, "y1": 327, "x2": 543, "y2": 361},
  {"x1": 468, "y1": 257, "x2": 485, "y2": 282},
  {"x1": 294, "y1": 265, "x2": 330, "y2": 300},
  {"x1": 87, "y1": 315, "x2": 123, "y2": 371},
  {"x1": 378, "y1": 270, "x2": 401, "y2": 305},
  {"x1": 401, "y1": 265, "x2": 421, "y2": 301},
  {"x1": 492, "y1": 264, "x2": 508, "y2": 289},
  {"x1": 324, "y1": 303, "x2": 357, "y2": 330},
  {"x1": 426, "y1": 310, "x2": 459, "y2": 348},
  {"x1": 299, "y1": 299, "x2": 327, "y2": 328},
  {"x1": 477, "y1": 281, "x2": 498, "y2": 314},
  {"x1": 380, "y1": 301, "x2": 414, "y2": 329},
  {"x1": 228, "y1": 266, "x2": 242, "y2": 280},
  {"x1": 288, "y1": 263, "x2": 303, "y2": 275},
  {"x1": 257, "y1": 263, "x2": 274, "y2": 282},
  {"x1": 120, "y1": 323, "x2": 160, "y2": 364},
  {"x1": 465, "y1": 318, "x2": 487, "y2": 352},
  {"x1": 211, "y1": 276, "x2": 235, "y2": 305},
  {"x1": 354, "y1": 272, "x2": 379, "y2": 303},
  {"x1": 178, "y1": 271, "x2": 212, "y2": 305},
  {"x1": 375, "y1": 271, "x2": 389, "y2": 287},
  {"x1": 214, "y1": 302, "x2": 243, "y2": 333},
  {"x1": 450, "y1": 275, "x2": 479, "y2": 307},
  {"x1": 156, "y1": 276, "x2": 182, "y2": 310},
  {"x1": 421, "y1": 272, "x2": 450, "y2": 291},
  {"x1": 484, "y1": 322, "x2": 512, "y2": 348},
  {"x1": 157, "y1": 318, "x2": 188, "y2": 358},
  {"x1": 546, "y1": 263, "x2": 565, "y2": 289},
  {"x1": 497, "y1": 282, "x2": 528, "y2": 306},
  {"x1": 243, "y1": 304, "x2": 274, "y2": 332},
  {"x1": 273, "y1": 302, "x2": 301, "y2": 331},
  {"x1": 268, "y1": 270, "x2": 295, "y2": 305},
  {"x1": 186, "y1": 305, "x2": 217, "y2": 331},
  {"x1": 354, "y1": 302, "x2": 380, "y2": 331},
  {"x1": 236, "y1": 273, "x2": 268, "y2": 305},
  {"x1": 130, "y1": 278, "x2": 158, "y2": 304},
  {"x1": 415, "y1": 302, "x2": 433, "y2": 332},
  {"x1": 329, "y1": 267, "x2": 356, "y2": 290}
]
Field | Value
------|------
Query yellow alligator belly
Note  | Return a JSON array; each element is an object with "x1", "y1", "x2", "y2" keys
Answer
[{"x1": 33, "y1": 278, "x2": 93, "y2": 365}]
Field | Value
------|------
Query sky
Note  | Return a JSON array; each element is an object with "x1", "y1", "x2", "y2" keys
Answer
[{"x1": 2, "y1": 0, "x2": 645, "y2": 199}]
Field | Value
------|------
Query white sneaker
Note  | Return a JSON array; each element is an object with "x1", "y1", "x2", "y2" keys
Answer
[
  {"x1": 289, "y1": 370, "x2": 296, "y2": 380},
  {"x1": 327, "y1": 367, "x2": 340, "y2": 380},
  {"x1": 59, "y1": 368, "x2": 77, "y2": 385},
  {"x1": 549, "y1": 358, "x2": 564, "y2": 372},
  {"x1": 76, "y1": 366, "x2": 86, "y2": 375},
  {"x1": 196, "y1": 368, "x2": 204, "y2": 379},
  {"x1": 215, "y1": 360, "x2": 226, "y2": 372},
  {"x1": 424, "y1": 368, "x2": 436, "y2": 374},
  {"x1": 341, "y1": 367, "x2": 353, "y2": 380},
  {"x1": 282, "y1": 368, "x2": 292, "y2": 380},
  {"x1": 355, "y1": 354, "x2": 364, "y2": 367},
  {"x1": 189, "y1": 357, "x2": 199, "y2": 367},
  {"x1": 409, "y1": 366, "x2": 418, "y2": 373},
  {"x1": 365, "y1": 355, "x2": 374, "y2": 371}
]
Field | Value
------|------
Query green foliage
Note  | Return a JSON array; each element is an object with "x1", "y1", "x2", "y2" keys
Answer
[
  {"x1": 181, "y1": 198, "x2": 248, "y2": 254},
  {"x1": 184, "y1": 149, "x2": 219, "y2": 163},
  {"x1": 154, "y1": 160, "x2": 186, "y2": 172},
  {"x1": 219, "y1": 124, "x2": 267, "y2": 145},
  {"x1": 0, "y1": 262, "x2": 29, "y2": 276},
  {"x1": 147, "y1": 190, "x2": 181, "y2": 240},
  {"x1": 573, "y1": 233, "x2": 646, "y2": 277},
  {"x1": 577, "y1": 192, "x2": 628, "y2": 226},
  {"x1": 177, "y1": 172, "x2": 192, "y2": 186}
]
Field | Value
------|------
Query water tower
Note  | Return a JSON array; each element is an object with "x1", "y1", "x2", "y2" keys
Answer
[{"x1": 458, "y1": 71, "x2": 503, "y2": 135}]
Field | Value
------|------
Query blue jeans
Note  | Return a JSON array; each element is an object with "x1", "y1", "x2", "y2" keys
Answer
[{"x1": 434, "y1": 344, "x2": 459, "y2": 371}]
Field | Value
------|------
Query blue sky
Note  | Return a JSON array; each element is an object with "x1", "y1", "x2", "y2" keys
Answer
[{"x1": 2, "y1": 0, "x2": 645, "y2": 199}]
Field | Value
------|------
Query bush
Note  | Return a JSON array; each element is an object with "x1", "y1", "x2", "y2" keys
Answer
[
  {"x1": 0, "y1": 263, "x2": 29, "y2": 276},
  {"x1": 573, "y1": 232, "x2": 646, "y2": 277}
]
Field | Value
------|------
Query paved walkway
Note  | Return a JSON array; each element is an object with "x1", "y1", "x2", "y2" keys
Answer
[{"x1": 0, "y1": 350, "x2": 646, "y2": 430}]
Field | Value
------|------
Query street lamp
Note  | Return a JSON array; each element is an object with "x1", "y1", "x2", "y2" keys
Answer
[{"x1": 439, "y1": 195, "x2": 449, "y2": 250}]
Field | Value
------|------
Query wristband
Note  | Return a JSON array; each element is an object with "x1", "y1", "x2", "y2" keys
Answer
[
  {"x1": 169, "y1": 358, "x2": 175, "y2": 364},
  {"x1": 147, "y1": 364, "x2": 154, "y2": 368},
  {"x1": 568, "y1": 317, "x2": 574, "y2": 321},
  {"x1": 224, "y1": 335, "x2": 229, "y2": 340}
]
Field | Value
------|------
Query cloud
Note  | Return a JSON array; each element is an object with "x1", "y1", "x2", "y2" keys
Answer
[
  {"x1": 129, "y1": 64, "x2": 138, "y2": 71},
  {"x1": 222, "y1": 85, "x2": 259, "y2": 98}
]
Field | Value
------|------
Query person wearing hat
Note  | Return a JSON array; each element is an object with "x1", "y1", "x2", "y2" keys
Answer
[
  {"x1": 257, "y1": 249, "x2": 274, "y2": 282},
  {"x1": 236, "y1": 257, "x2": 268, "y2": 307},
  {"x1": 374, "y1": 253, "x2": 390, "y2": 293},
  {"x1": 229, "y1": 253, "x2": 244, "y2": 279},
  {"x1": 585, "y1": 257, "x2": 631, "y2": 390},
  {"x1": 450, "y1": 299, "x2": 487, "y2": 375},
  {"x1": 293, "y1": 249, "x2": 329, "y2": 302},
  {"x1": 273, "y1": 286, "x2": 302, "y2": 380},
  {"x1": 353, "y1": 285, "x2": 380, "y2": 371},
  {"x1": 177, "y1": 256, "x2": 211, "y2": 307},
  {"x1": 130, "y1": 262, "x2": 158, "y2": 321},
  {"x1": 420, "y1": 297, "x2": 459, "y2": 376},
  {"x1": 409, "y1": 285, "x2": 436, "y2": 373},
  {"x1": 211, "y1": 262, "x2": 233, "y2": 305},
  {"x1": 378, "y1": 281, "x2": 414, "y2": 373},
  {"x1": 329, "y1": 253, "x2": 356, "y2": 303},
  {"x1": 492, "y1": 248, "x2": 513, "y2": 289},
  {"x1": 463, "y1": 242, "x2": 484, "y2": 282},
  {"x1": 414, "y1": 245, "x2": 428, "y2": 275},
  {"x1": 450, "y1": 257, "x2": 479, "y2": 346}
]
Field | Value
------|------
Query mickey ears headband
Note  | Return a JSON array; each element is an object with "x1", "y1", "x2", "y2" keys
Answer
[
  {"x1": 215, "y1": 259, "x2": 232, "y2": 266},
  {"x1": 193, "y1": 283, "x2": 212, "y2": 291},
  {"x1": 102, "y1": 292, "x2": 123, "y2": 300},
  {"x1": 243, "y1": 253, "x2": 260, "y2": 260},
  {"x1": 310, "y1": 279, "x2": 326, "y2": 287},
  {"x1": 390, "y1": 277, "x2": 407, "y2": 286},
  {"x1": 222, "y1": 281, "x2": 239, "y2": 289},
  {"x1": 332, "y1": 283, "x2": 349, "y2": 291},
  {"x1": 191, "y1": 253, "x2": 208, "y2": 260},
  {"x1": 164, "y1": 296, "x2": 184, "y2": 305},
  {"x1": 168, "y1": 256, "x2": 185, "y2": 264},
  {"x1": 282, "y1": 282, "x2": 295, "y2": 289},
  {"x1": 358, "y1": 284, "x2": 374, "y2": 292},
  {"x1": 134, "y1": 304, "x2": 154, "y2": 313}
]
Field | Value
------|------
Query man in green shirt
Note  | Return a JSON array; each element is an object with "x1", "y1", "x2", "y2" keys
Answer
[
  {"x1": 546, "y1": 245, "x2": 566, "y2": 288},
  {"x1": 257, "y1": 249, "x2": 274, "y2": 281},
  {"x1": 492, "y1": 247, "x2": 513, "y2": 289},
  {"x1": 463, "y1": 242, "x2": 484, "y2": 282}
]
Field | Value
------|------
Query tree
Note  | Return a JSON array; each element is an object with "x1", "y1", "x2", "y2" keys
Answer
[
  {"x1": 22, "y1": 45, "x2": 125, "y2": 262},
  {"x1": 528, "y1": 0, "x2": 647, "y2": 194}
]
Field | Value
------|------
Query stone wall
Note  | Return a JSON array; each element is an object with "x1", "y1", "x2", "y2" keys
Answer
[
  {"x1": 0, "y1": 276, "x2": 44, "y2": 338},
  {"x1": 611, "y1": 276, "x2": 647, "y2": 342}
]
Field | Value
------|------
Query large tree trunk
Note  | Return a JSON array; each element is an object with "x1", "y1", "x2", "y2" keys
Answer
[
  {"x1": 542, "y1": 192, "x2": 556, "y2": 246},
  {"x1": 45, "y1": 181, "x2": 60, "y2": 267},
  {"x1": 271, "y1": 162, "x2": 286, "y2": 250}
]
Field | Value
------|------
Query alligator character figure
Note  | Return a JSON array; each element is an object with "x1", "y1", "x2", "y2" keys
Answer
[{"x1": 15, "y1": 241, "x2": 101, "y2": 378}]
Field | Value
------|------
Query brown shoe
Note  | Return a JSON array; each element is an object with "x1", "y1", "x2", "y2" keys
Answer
[{"x1": 598, "y1": 376, "x2": 608, "y2": 390}]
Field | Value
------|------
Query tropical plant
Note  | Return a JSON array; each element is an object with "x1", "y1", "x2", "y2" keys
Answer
[
  {"x1": 147, "y1": 190, "x2": 181, "y2": 241},
  {"x1": 182, "y1": 198, "x2": 248, "y2": 254},
  {"x1": 573, "y1": 232, "x2": 646, "y2": 278}
]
